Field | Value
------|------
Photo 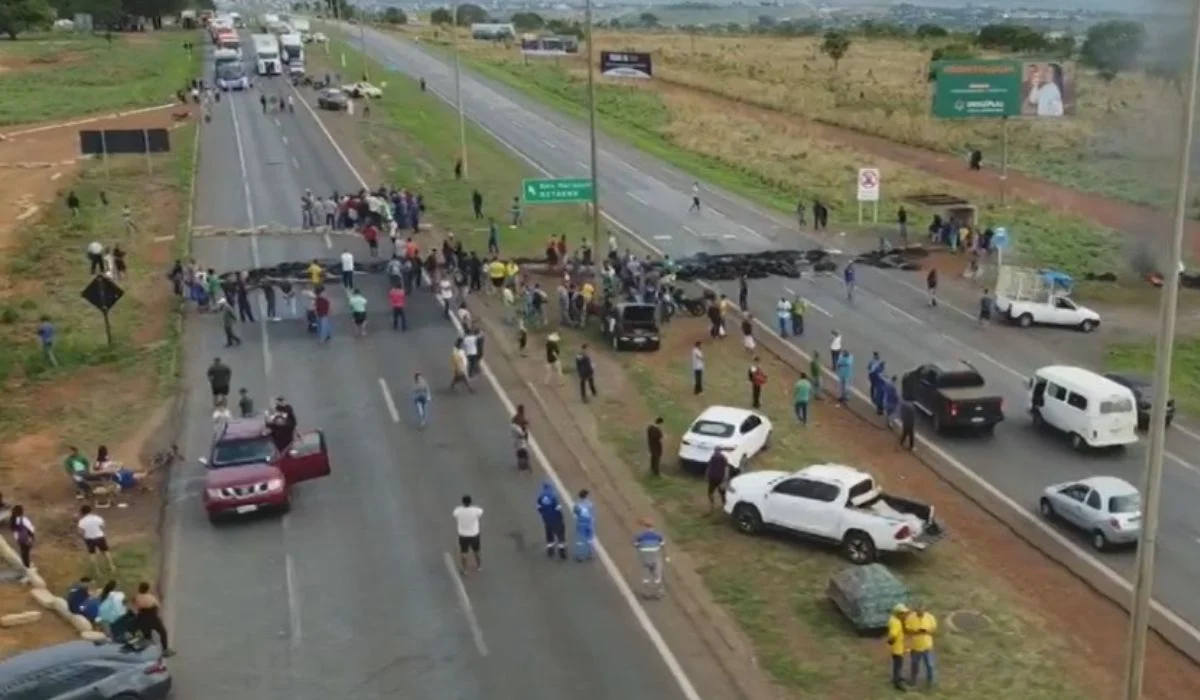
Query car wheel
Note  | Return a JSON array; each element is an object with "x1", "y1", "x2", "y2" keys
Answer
[
  {"x1": 732, "y1": 504, "x2": 763, "y2": 535},
  {"x1": 931, "y1": 413, "x2": 943, "y2": 434},
  {"x1": 843, "y1": 531, "x2": 877, "y2": 565},
  {"x1": 1079, "y1": 319, "x2": 1097, "y2": 333},
  {"x1": 279, "y1": 498, "x2": 292, "y2": 516},
  {"x1": 1017, "y1": 313, "x2": 1034, "y2": 328},
  {"x1": 738, "y1": 454, "x2": 749, "y2": 473},
  {"x1": 761, "y1": 431, "x2": 772, "y2": 451},
  {"x1": 207, "y1": 512, "x2": 222, "y2": 526},
  {"x1": 979, "y1": 423, "x2": 996, "y2": 436},
  {"x1": 1091, "y1": 530, "x2": 1109, "y2": 551},
  {"x1": 1070, "y1": 433, "x2": 1086, "y2": 451},
  {"x1": 1038, "y1": 498, "x2": 1054, "y2": 519}
]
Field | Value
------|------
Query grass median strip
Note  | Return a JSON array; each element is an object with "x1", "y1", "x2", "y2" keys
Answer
[{"x1": 1105, "y1": 339, "x2": 1200, "y2": 417}]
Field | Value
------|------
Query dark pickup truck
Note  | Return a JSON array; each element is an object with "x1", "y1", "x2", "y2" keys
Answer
[{"x1": 901, "y1": 361, "x2": 1004, "y2": 435}]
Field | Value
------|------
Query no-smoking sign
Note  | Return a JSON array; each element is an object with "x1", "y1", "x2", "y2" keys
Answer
[{"x1": 857, "y1": 167, "x2": 881, "y2": 202}]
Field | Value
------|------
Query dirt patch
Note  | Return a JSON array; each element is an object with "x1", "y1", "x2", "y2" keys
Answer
[
  {"x1": 0, "y1": 50, "x2": 89, "y2": 75},
  {"x1": 0, "y1": 583, "x2": 76, "y2": 659}
]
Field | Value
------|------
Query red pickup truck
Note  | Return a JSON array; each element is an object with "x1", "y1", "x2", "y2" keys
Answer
[{"x1": 199, "y1": 417, "x2": 331, "y2": 523}]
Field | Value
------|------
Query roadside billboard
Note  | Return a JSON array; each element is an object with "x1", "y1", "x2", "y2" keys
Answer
[
  {"x1": 931, "y1": 59, "x2": 1076, "y2": 119},
  {"x1": 600, "y1": 51, "x2": 653, "y2": 79}
]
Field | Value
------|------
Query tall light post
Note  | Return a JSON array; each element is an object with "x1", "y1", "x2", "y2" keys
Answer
[
  {"x1": 358, "y1": 20, "x2": 368, "y2": 81},
  {"x1": 584, "y1": 0, "x2": 601, "y2": 254},
  {"x1": 452, "y1": 1, "x2": 469, "y2": 180},
  {"x1": 1121, "y1": 1, "x2": 1200, "y2": 697}
]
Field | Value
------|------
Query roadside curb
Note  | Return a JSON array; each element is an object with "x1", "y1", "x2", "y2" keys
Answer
[{"x1": 0, "y1": 510, "x2": 100, "y2": 641}]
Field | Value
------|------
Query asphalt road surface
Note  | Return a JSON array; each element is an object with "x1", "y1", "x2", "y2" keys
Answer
[
  {"x1": 162, "y1": 41, "x2": 693, "y2": 700},
  {"x1": 348, "y1": 24, "x2": 1200, "y2": 629}
]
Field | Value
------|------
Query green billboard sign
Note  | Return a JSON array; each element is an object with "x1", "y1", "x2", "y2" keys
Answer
[
  {"x1": 931, "y1": 59, "x2": 1076, "y2": 119},
  {"x1": 522, "y1": 178, "x2": 594, "y2": 204}
]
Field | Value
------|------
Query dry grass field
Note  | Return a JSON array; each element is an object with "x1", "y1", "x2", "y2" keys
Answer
[{"x1": 423, "y1": 27, "x2": 1185, "y2": 210}]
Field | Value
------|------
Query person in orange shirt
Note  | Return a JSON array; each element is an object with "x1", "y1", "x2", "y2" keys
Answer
[{"x1": 388, "y1": 283, "x2": 407, "y2": 331}]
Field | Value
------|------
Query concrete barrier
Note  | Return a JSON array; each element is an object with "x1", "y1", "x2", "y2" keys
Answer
[{"x1": 0, "y1": 611, "x2": 42, "y2": 627}]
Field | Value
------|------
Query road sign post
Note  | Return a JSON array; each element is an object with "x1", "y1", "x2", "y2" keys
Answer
[
  {"x1": 521, "y1": 178, "x2": 594, "y2": 205},
  {"x1": 856, "y1": 167, "x2": 880, "y2": 225},
  {"x1": 80, "y1": 274, "x2": 125, "y2": 347}
]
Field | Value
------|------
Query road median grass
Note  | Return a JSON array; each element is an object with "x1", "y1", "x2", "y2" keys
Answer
[
  {"x1": 0, "y1": 32, "x2": 197, "y2": 127},
  {"x1": 393, "y1": 26, "x2": 1124, "y2": 278},
  {"x1": 1105, "y1": 340, "x2": 1200, "y2": 417}
]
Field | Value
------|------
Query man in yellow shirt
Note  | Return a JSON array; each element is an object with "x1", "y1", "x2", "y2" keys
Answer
[
  {"x1": 487, "y1": 259, "x2": 507, "y2": 295},
  {"x1": 306, "y1": 259, "x2": 324, "y2": 287},
  {"x1": 905, "y1": 602, "x2": 937, "y2": 688},
  {"x1": 580, "y1": 281, "x2": 595, "y2": 325},
  {"x1": 886, "y1": 604, "x2": 909, "y2": 690}
]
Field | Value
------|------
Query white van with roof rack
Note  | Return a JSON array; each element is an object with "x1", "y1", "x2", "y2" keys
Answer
[{"x1": 1028, "y1": 365, "x2": 1138, "y2": 450}]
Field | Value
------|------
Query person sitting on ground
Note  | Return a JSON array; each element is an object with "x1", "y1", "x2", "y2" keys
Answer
[
  {"x1": 95, "y1": 580, "x2": 126, "y2": 637},
  {"x1": 65, "y1": 576, "x2": 92, "y2": 615}
]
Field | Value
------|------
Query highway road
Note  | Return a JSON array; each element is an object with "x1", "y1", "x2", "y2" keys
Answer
[
  {"x1": 161, "y1": 39, "x2": 695, "y2": 700},
  {"x1": 348, "y1": 24, "x2": 1200, "y2": 629}
]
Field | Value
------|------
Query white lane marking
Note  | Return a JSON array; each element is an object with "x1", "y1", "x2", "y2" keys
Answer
[
  {"x1": 739, "y1": 223, "x2": 766, "y2": 241},
  {"x1": 378, "y1": 377, "x2": 401, "y2": 423},
  {"x1": 1167, "y1": 452, "x2": 1200, "y2": 477},
  {"x1": 306, "y1": 69, "x2": 702, "y2": 698},
  {"x1": 442, "y1": 552, "x2": 489, "y2": 657},
  {"x1": 284, "y1": 551, "x2": 302, "y2": 648},
  {"x1": 681, "y1": 225, "x2": 696, "y2": 236},
  {"x1": 722, "y1": 234, "x2": 737, "y2": 239},
  {"x1": 274, "y1": 117, "x2": 282, "y2": 128},
  {"x1": 281, "y1": 135, "x2": 288, "y2": 145},
  {"x1": 229, "y1": 96, "x2": 258, "y2": 227},
  {"x1": 323, "y1": 232, "x2": 333, "y2": 248},
  {"x1": 16, "y1": 205, "x2": 39, "y2": 220},
  {"x1": 939, "y1": 334, "x2": 1023, "y2": 380},
  {"x1": 291, "y1": 156, "x2": 299, "y2": 169},
  {"x1": 879, "y1": 299, "x2": 925, "y2": 327},
  {"x1": 540, "y1": 137, "x2": 556, "y2": 149},
  {"x1": 627, "y1": 192, "x2": 648, "y2": 205},
  {"x1": 652, "y1": 235, "x2": 672, "y2": 241},
  {"x1": 576, "y1": 160, "x2": 588, "y2": 169},
  {"x1": 1174, "y1": 424, "x2": 1200, "y2": 443},
  {"x1": 783, "y1": 287, "x2": 832, "y2": 317},
  {"x1": 153, "y1": 234, "x2": 175, "y2": 243},
  {"x1": 50, "y1": 172, "x2": 62, "y2": 181}
]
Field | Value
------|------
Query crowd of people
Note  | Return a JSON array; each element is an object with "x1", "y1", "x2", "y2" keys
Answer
[{"x1": 64, "y1": 575, "x2": 174, "y2": 657}]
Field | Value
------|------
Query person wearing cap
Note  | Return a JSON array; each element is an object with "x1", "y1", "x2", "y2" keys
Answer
[
  {"x1": 886, "y1": 603, "x2": 909, "y2": 690},
  {"x1": 905, "y1": 601, "x2": 937, "y2": 688}
]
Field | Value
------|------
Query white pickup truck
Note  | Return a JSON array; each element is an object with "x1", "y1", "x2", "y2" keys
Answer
[
  {"x1": 724, "y1": 464, "x2": 944, "y2": 564},
  {"x1": 994, "y1": 265, "x2": 1101, "y2": 332}
]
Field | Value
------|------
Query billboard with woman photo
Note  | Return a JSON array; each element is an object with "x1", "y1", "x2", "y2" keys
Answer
[{"x1": 1020, "y1": 61, "x2": 1076, "y2": 117}]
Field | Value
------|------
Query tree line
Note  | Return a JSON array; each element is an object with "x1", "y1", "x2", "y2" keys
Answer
[{"x1": 0, "y1": 0, "x2": 218, "y2": 38}]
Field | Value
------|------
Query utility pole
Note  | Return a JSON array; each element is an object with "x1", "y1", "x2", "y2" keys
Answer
[
  {"x1": 584, "y1": 0, "x2": 601, "y2": 254},
  {"x1": 453, "y1": 1, "x2": 469, "y2": 180},
  {"x1": 1121, "y1": 1, "x2": 1200, "y2": 697}
]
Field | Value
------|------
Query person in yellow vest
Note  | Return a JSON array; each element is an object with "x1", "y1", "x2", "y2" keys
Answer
[
  {"x1": 886, "y1": 604, "x2": 909, "y2": 690},
  {"x1": 905, "y1": 602, "x2": 937, "y2": 688}
]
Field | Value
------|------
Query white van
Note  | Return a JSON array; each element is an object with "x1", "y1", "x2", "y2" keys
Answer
[{"x1": 1028, "y1": 365, "x2": 1138, "y2": 450}]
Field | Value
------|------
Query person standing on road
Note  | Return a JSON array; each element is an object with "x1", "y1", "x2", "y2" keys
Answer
[
  {"x1": 77, "y1": 505, "x2": 115, "y2": 574},
  {"x1": 218, "y1": 300, "x2": 241, "y2": 346},
  {"x1": 835, "y1": 349, "x2": 854, "y2": 405},
  {"x1": 793, "y1": 372, "x2": 812, "y2": 425},
  {"x1": 843, "y1": 260, "x2": 857, "y2": 303},
  {"x1": 207, "y1": 358, "x2": 231, "y2": 405},
  {"x1": 647, "y1": 417, "x2": 664, "y2": 477},
  {"x1": 453, "y1": 495, "x2": 483, "y2": 575},
  {"x1": 887, "y1": 604, "x2": 909, "y2": 691},
  {"x1": 234, "y1": 274, "x2": 255, "y2": 323},
  {"x1": 867, "y1": 351, "x2": 886, "y2": 415},
  {"x1": 575, "y1": 343, "x2": 597, "y2": 403},
  {"x1": 472, "y1": 189, "x2": 484, "y2": 219},
  {"x1": 573, "y1": 489, "x2": 596, "y2": 562},
  {"x1": 314, "y1": 289, "x2": 332, "y2": 344},
  {"x1": 776, "y1": 296, "x2": 791, "y2": 337},
  {"x1": 829, "y1": 330, "x2": 843, "y2": 370},
  {"x1": 790, "y1": 295, "x2": 806, "y2": 336},
  {"x1": 339, "y1": 249, "x2": 355, "y2": 290},
  {"x1": 705, "y1": 450, "x2": 730, "y2": 512},
  {"x1": 388, "y1": 283, "x2": 408, "y2": 331},
  {"x1": 926, "y1": 268, "x2": 938, "y2": 307},
  {"x1": 899, "y1": 396, "x2": 917, "y2": 451},
  {"x1": 412, "y1": 373, "x2": 431, "y2": 427},
  {"x1": 463, "y1": 327, "x2": 482, "y2": 377},
  {"x1": 450, "y1": 338, "x2": 473, "y2": 393},
  {"x1": 689, "y1": 181, "x2": 701, "y2": 212},
  {"x1": 536, "y1": 482, "x2": 568, "y2": 560},
  {"x1": 906, "y1": 603, "x2": 937, "y2": 688},
  {"x1": 349, "y1": 288, "x2": 368, "y2": 337},
  {"x1": 260, "y1": 93, "x2": 268, "y2": 113},
  {"x1": 978, "y1": 288, "x2": 994, "y2": 328},
  {"x1": 261, "y1": 279, "x2": 279, "y2": 322},
  {"x1": 691, "y1": 341, "x2": 704, "y2": 395}
]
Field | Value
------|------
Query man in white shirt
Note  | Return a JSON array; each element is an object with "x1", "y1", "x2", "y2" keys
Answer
[
  {"x1": 776, "y1": 297, "x2": 792, "y2": 337},
  {"x1": 340, "y1": 250, "x2": 355, "y2": 290},
  {"x1": 691, "y1": 341, "x2": 704, "y2": 395},
  {"x1": 453, "y1": 494, "x2": 483, "y2": 574},
  {"x1": 830, "y1": 330, "x2": 843, "y2": 370},
  {"x1": 77, "y1": 505, "x2": 115, "y2": 573},
  {"x1": 463, "y1": 329, "x2": 481, "y2": 377},
  {"x1": 438, "y1": 277, "x2": 454, "y2": 318}
]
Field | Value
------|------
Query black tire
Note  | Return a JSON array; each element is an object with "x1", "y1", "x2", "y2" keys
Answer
[
  {"x1": 207, "y1": 512, "x2": 222, "y2": 526},
  {"x1": 1038, "y1": 498, "x2": 1054, "y2": 519},
  {"x1": 842, "y1": 530, "x2": 877, "y2": 565},
  {"x1": 1070, "y1": 433, "x2": 1087, "y2": 451},
  {"x1": 732, "y1": 504, "x2": 762, "y2": 535},
  {"x1": 979, "y1": 423, "x2": 996, "y2": 436},
  {"x1": 278, "y1": 498, "x2": 292, "y2": 516},
  {"x1": 1091, "y1": 530, "x2": 1109, "y2": 551},
  {"x1": 1017, "y1": 313, "x2": 1033, "y2": 328},
  {"x1": 1079, "y1": 319, "x2": 1097, "y2": 333}
]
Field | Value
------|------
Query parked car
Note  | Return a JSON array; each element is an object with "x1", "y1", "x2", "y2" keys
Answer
[
  {"x1": 724, "y1": 464, "x2": 944, "y2": 564},
  {"x1": 312, "y1": 32, "x2": 328, "y2": 43},
  {"x1": 994, "y1": 265, "x2": 1102, "y2": 332},
  {"x1": 198, "y1": 416, "x2": 332, "y2": 523},
  {"x1": 317, "y1": 88, "x2": 349, "y2": 111},
  {"x1": 900, "y1": 360, "x2": 1004, "y2": 435},
  {"x1": 1039, "y1": 475, "x2": 1141, "y2": 551},
  {"x1": 604, "y1": 302, "x2": 660, "y2": 351},
  {"x1": 0, "y1": 639, "x2": 171, "y2": 699},
  {"x1": 343, "y1": 81, "x2": 383, "y2": 98},
  {"x1": 677, "y1": 406, "x2": 772, "y2": 476},
  {"x1": 1103, "y1": 373, "x2": 1175, "y2": 430},
  {"x1": 1029, "y1": 365, "x2": 1139, "y2": 450}
]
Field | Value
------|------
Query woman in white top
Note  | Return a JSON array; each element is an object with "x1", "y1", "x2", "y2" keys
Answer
[{"x1": 1026, "y1": 63, "x2": 1065, "y2": 117}]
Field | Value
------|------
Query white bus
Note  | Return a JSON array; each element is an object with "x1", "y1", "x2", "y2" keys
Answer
[{"x1": 252, "y1": 33, "x2": 281, "y2": 76}]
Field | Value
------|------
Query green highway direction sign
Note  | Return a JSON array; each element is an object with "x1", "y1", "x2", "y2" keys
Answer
[
  {"x1": 931, "y1": 59, "x2": 1023, "y2": 119},
  {"x1": 522, "y1": 177, "x2": 594, "y2": 204}
]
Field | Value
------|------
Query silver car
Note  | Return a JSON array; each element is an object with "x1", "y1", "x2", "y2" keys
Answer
[{"x1": 1039, "y1": 475, "x2": 1141, "y2": 550}]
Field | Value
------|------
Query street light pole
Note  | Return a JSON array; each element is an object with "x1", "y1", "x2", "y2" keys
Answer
[
  {"x1": 359, "y1": 22, "x2": 368, "y2": 81},
  {"x1": 1121, "y1": 1, "x2": 1200, "y2": 697},
  {"x1": 452, "y1": 1, "x2": 469, "y2": 180},
  {"x1": 584, "y1": 0, "x2": 601, "y2": 254}
]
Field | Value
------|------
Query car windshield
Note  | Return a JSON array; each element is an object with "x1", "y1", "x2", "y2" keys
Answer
[
  {"x1": 211, "y1": 437, "x2": 275, "y2": 468},
  {"x1": 1100, "y1": 397, "x2": 1134, "y2": 414},
  {"x1": 690, "y1": 420, "x2": 735, "y2": 438},
  {"x1": 1109, "y1": 494, "x2": 1140, "y2": 514},
  {"x1": 218, "y1": 64, "x2": 244, "y2": 80}
]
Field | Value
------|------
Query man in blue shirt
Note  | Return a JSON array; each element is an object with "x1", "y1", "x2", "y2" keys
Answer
[
  {"x1": 573, "y1": 489, "x2": 596, "y2": 561},
  {"x1": 65, "y1": 576, "x2": 91, "y2": 615},
  {"x1": 836, "y1": 350, "x2": 855, "y2": 404},
  {"x1": 843, "y1": 261, "x2": 857, "y2": 303},
  {"x1": 37, "y1": 316, "x2": 57, "y2": 367},
  {"x1": 634, "y1": 518, "x2": 666, "y2": 597},
  {"x1": 536, "y1": 482, "x2": 568, "y2": 560}
]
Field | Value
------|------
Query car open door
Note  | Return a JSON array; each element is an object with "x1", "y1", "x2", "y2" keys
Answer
[{"x1": 278, "y1": 430, "x2": 331, "y2": 483}]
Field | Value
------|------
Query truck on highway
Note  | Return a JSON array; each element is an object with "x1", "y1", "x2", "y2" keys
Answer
[
  {"x1": 994, "y1": 264, "x2": 1102, "y2": 332},
  {"x1": 230, "y1": 11, "x2": 243, "y2": 28},
  {"x1": 724, "y1": 463, "x2": 944, "y2": 564},
  {"x1": 280, "y1": 32, "x2": 304, "y2": 66},
  {"x1": 252, "y1": 33, "x2": 281, "y2": 76},
  {"x1": 901, "y1": 360, "x2": 1005, "y2": 435},
  {"x1": 216, "y1": 59, "x2": 250, "y2": 91},
  {"x1": 291, "y1": 17, "x2": 311, "y2": 40}
]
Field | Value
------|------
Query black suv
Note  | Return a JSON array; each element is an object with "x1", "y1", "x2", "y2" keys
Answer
[
  {"x1": 0, "y1": 639, "x2": 171, "y2": 700},
  {"x1": 1103, "y1": 373, "x2": 1175, "y2": 430}
]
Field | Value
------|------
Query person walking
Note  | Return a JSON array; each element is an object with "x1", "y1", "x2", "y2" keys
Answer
[
  {"x1": 691, "y1": 341, "x2": 704, "y2": 395},
  {"x1": 809, "y1": 350, "x2": 822, "y2": 398},
  {"x1": 843, "y1": 260, "x2": 857, "y2": 303},
  {"x1": 905, "y1": 603, "x2": 938, "y2": 688},
  {"x1": 705, "y1": 450, "x2": 730, "y2": 511},
  {"x1": 790, "y1": 295, "x2": 806, "y2": 336},
  {"x1": 835, "y1": 348, "x2": 854, "y2": 404},
  {"x1": 926, "y1": 268, "x2": 938, "y2": 307},
  {"x1": 741, "y1": 314, "x2": 756, "y2": 355},
  {"x1": 793, "y1": 372, "x2": 812, "y2": 425},
  {"x1": 689, "y1": 181, "x2": 701, "y2": 212},
  {"x1": 536, "y1": 482, "x2": 568, "y2": 560},
  {"x1": 122, "y1": 205, "x2": 138, "y2": 235},
  {"x1": 463, "y1": 327, "x2": 481, "y2": 377},
  {"x1": 887, "y1": 604, "x2": 910, "y2": 691},
  {"x1": 348, "y1": 288, "x2": 368, "y2": 337},
  {"x1": 207, "y1": 358, "x2": 231, "y2": 405},
  {"x1": 575, "y1": 343, "x2": 597, "y2": 403},
  {"x1": 978, "y1": 288, "x2": 994, "y2": 328},
  {"x1": 36, "y1": 316, "x2": 58, "y2": 368},
  {"x1": 450, "y1": 338, "x2": 473, "y2": 392},
  {"x1": 544, "y1": 332, "x2": 563, "y2": 386},
  {"x1": 899, "y1": 396, "x2": 917, "y2": 451},
  {"x1": 748, "y1": 357, "x2": 766, "y2": 409},
  {"x1": 453, "y1": 495, "x2": 483, "y2": 575},
  {"x1": 647, "y1": 417, "x2": 664, "y2": 477},
  {"x1": 829, "y1": 330, "x2": 843, "y2": 370},
  {"x1": 775, "y1": 296, "x2": 791, "y2": 336},
  {"x1": 77, "y1": 505, "x2": 115, "y2": 573},
  {"x1": 67, "y1": 190, "x2": 81, "y2": 217},
  {"x1": 471, "y1": 189, "x2": 484, "y2": 219},
  {"x1": 573, "y1": 490, "x2": 596, "y2": 561},
  {"x1": 634, "y1": 518, "x2": 667, "y2": 598},
  {"x1": 314, "y1": 289, "x2": 332, "y2": 344},
  {"x1": 512, "y1": 405, "x2": 532, "y2": 471},
  {"x1": 133, "y1": 582, "x2": 174, "y2": 656},
  {"x1": 412, "y1": 373, "x2": 431, "y2": 427},
  {"x1": 9, "y1": 505, "x2": 34, "y2": 570},
  {"x1": 795, "y1": 198, "x2": 806, "y2": 228},
  {"x1": 867, "y1": 351, "x2": 886, "y2": 415},
  {"x1": 389, "y1": 283, "x2": 408, "y2": 331},
  {"x1": 339, "y1": 250, "x2": 355, "y2": 290}
]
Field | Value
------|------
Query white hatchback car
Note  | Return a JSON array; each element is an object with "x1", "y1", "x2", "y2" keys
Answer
[
  {"x1": 678, "y1": 406, "x2": 772, "y2": 476},
  {"x1": 1039, "y1": 475, "x2": 1141, "y2": 551}
]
